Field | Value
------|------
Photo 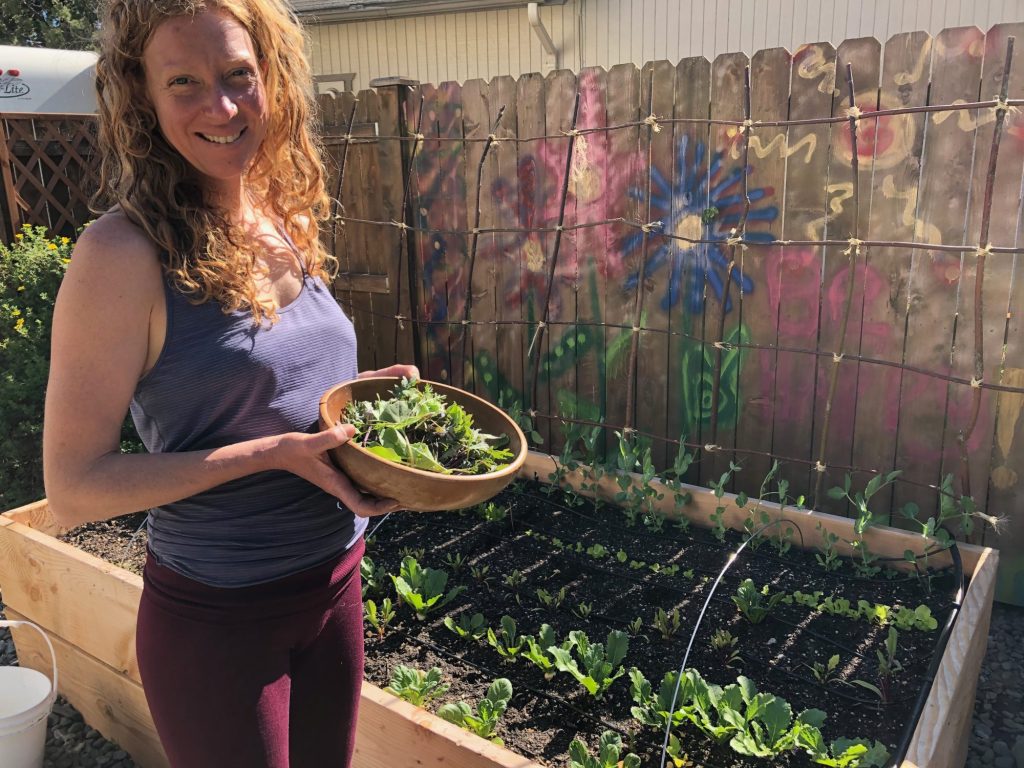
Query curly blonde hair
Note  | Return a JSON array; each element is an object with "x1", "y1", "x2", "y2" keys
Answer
[{"x1": 93, "y1": 0, "x2": 335, "y2": 323}]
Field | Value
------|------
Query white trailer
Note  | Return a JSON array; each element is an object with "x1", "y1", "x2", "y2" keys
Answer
[{"x1": 0, "y1": 45, "x2": 97, "y2": 115}]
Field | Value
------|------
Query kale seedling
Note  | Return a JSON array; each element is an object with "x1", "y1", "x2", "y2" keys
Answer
[
  {"x1": 384, "y1": 664, "x2": 449, "y2": 708},
  {"x1": 536, "y1": 586, "x2": 568, "y2": 611},
  {"x1": 391, "y1": 556, "x2": 467, "y2": 620},
  {"x1": 344, "y1": 377, "x2": 513, "y2": 475},
  {"x1": 568, "y1": 730, "x2": 641, "y2": 768},
  {"x1": 437, "y1": 678, "x2": 513, "y2": 745}
]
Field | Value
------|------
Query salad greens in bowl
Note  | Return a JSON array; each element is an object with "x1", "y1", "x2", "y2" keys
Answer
[{"x1": 319, "y1": 377, "x2": 527, "y2": 511}]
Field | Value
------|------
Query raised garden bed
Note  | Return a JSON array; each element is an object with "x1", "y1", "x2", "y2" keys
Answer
[{"x1": 0, "y1": 452, "x2": 998, "y2": 768}]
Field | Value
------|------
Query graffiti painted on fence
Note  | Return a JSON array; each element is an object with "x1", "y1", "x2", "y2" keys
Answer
[{"x1": 623, "y1": 135, "x2": 778, "y2": 314}]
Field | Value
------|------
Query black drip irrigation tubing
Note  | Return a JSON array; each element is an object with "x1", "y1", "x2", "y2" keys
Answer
[
  {"x1": 465, "y1": 517, "x2": 955, "y2": 668},
  {"x1": 740, "y1": 651, "x2": 920, "y2": 708},
  {"x1": 390, "y1": 511, "x2": 954, "y2": 675},
  {"x1": 508, "y1": 483, "x2": 946, "y2": 587},
  {"x1": 372, "y1": 487, "x2": 966, "y2": 764},
  {"x1": 403, "y1": 630, "x2": 745, "y2": 768},
  {"x1": 402, "y1": 631, "x2": 626, "y2": 738}
]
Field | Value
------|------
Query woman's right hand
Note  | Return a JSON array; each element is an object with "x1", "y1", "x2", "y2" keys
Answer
[{"x1": 271, "y1": 424, "x2": 402, "y2": 518}]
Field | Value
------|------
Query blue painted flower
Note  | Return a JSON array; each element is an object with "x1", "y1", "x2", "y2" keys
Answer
[{"x1": 624, "y1": 135, "x2": 778, "y2": 314}]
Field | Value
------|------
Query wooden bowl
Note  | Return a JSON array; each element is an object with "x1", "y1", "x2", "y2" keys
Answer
[{"x1": 319, "y1": 377, "x2": 527, "y2": 512}]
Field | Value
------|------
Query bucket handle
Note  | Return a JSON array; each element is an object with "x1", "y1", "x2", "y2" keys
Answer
[{"x1": 0, "y1": 620, "x2": 59, "y2": 707}]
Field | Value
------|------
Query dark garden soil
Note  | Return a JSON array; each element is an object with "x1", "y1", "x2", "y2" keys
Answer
[{"x1": 62, "y1": 480, "x2": 961, "y2": 768}]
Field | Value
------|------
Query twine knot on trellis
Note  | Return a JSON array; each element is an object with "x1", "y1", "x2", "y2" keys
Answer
[
  {"x1": 992, "y1": 95, "x2": 1020, "y2": 115},
  {"x1": 643, "y1": 113, "x2": 662, "y2": 133},
  {"x1": 976, "y1": 243, "x2": 993, "y2": 258},
  {"x1": 738, "y1": 118, "x2": 760, "y2": 134},
  {"x1": 527, "y1": 409, "x2": 538, "y2": 419},
  {"x1": 632, "y1": 325, "x2": 642, "y2": 334},
  {"x1": 971, "y1": 377, "x2": 984, "y2": 389},
  {"x1": 394, "y1": 314, "x2": 407, "y2": 329},
  {"x1": 843, "y1": 237, "x2": 864, "y2": 255},
  {"x1": 641, "y1": 220, "x2": 663, "y2": 233},
  {"x1": 814, "y1": 461, "x2": 827, "y2": 473},
  {"x1": 832, "y1": 352, "x2": 844, "y2": 363},
  {"x1": 562, "y1": 128, "x2": 582, "y2": 138},
  {"x1": 725, "y1": 229, "x2": 746, "y2": 250},
  {"x1": 845, "y1": 106, "x2": 863, "y2": 121},
  {"x1": 342, "y1": 134, "x2": 354, "y2": 143},
  {"x1": 487, "y1": 133, "x2": 508, "y2": 144},
  {"x1": 713, "y1": 341, "x2": 733, "y2": 351},
  {"x1": 389, "y1": 220, "x2": 410, "y2": 231},
  {"x1": 703, "y1": 444, "x2": 721, "y2": 454},
  {"x1": 412, "y1": 132, "x2": 425, "y2": 141}
]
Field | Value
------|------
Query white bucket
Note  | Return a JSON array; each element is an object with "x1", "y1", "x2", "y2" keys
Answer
[{"x1": 0, "y1": 620, "x2": 58, "y2": 768}]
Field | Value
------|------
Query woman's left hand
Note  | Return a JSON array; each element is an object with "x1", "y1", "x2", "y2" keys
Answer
[{"x1": 358, "y1": 363, "x2": 420, "y2": 380}]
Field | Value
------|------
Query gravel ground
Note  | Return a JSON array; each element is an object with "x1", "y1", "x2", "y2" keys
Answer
[{"x1": 2, "y1": 601, "x2": 1022, "y2": 767}]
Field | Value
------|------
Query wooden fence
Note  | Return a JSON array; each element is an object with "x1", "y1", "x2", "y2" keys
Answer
[{"x1": 3, "y1": 24, "x2": 1024, "y2": 605}]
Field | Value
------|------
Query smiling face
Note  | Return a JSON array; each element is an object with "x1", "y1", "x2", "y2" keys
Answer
[{"x1": 142, "y1": 7, "x2": 268, "y2": 197}]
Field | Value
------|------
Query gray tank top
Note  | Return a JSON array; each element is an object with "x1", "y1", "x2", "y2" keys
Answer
[{"x1": 130, "y1": 265, "x2": 367, "y2": 587}]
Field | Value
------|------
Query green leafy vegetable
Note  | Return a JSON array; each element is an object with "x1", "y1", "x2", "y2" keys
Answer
[
  {"x1": 344, "y1": 378, "x2": 513, "y2": 475},
  {"x1": 384, "y1": 664, "x2": 449, "y2": 707},
  {"x1": 437, "y1": 678, "x2": 513, "y2": 744}
]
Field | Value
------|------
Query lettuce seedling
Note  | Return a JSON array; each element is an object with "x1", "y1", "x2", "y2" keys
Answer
[
  {"x1": 437, "y1": 678, "x2": 513, "y2": 745},
  {"x1": 487, "y1": 615, "x2": 529, "y2": 660},
  {"x1": 384, "y1": 664, "x2": 449, "y2": 708},
  {"x1": 360, "y1": 556, "x2": 387, "y2": 598},
  {"x1": 391, "y1": 556, "x2": 467, "y2": 620},
  {"x1": 550, "y1": 630, "x2": 629, "y2": 698},
  {"x1": 628, "y1": 667, "x2": 685, "y2": 730},
  {"x1": 344, "y1": 378, "x2": 513, "y2": 475},
  {"x1": 523, "y1": 623, "x2": 571, "y2": 680},
  {"x1": 568, "y1": 730, "x2": 641, "y2": 768},
  {"x1": 443, "y1": 612, "x2": 487, "y2": 641}
]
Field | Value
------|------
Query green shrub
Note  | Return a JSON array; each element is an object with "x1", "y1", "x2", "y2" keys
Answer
[{"x1": 0, "y1": 225, "x2": 140, "y2": 510}]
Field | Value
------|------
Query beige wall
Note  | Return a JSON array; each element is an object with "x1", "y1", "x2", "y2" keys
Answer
[{"x1": 304, "y1": 0, "x2": 1023, "y2": 88}]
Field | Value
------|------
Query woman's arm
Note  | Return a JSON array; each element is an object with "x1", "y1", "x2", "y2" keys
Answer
[
  {"x1": 43, "y1": 214, "x2": 397, "y2": 528},
  {"x1": 358, "y1": 363, "x2": 420, "y2": 380}
]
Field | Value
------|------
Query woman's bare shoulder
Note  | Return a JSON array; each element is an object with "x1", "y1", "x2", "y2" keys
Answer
[{"x1": 75, "y1": 210, "x2": 159, "y2": 258}]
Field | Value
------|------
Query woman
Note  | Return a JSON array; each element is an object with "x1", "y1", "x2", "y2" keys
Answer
[{"x1": 42, "y1": 1, "x2": 413, "y2": 765}]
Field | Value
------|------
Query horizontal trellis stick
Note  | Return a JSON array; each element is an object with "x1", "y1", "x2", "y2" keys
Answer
[
  {"x1": 334, "y1": 213, "x2": 1024, "y2": 255},
  {"x1": 342, "y1": 306, "x2": 1024, "y2": 395},
  {"x1": 327, "y1": 95, "x2": 1024, "y2": 143}
]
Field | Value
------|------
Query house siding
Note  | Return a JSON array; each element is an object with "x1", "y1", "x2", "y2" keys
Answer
[{"x1": 305, "y1": 0, "x2": 1022, "y2": 87}]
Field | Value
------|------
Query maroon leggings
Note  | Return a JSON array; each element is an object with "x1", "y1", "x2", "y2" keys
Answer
[{"x1": 136, "y1": 540, "x2": 365, "y2": 768}]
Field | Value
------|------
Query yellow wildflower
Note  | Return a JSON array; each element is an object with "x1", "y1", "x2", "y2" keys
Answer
[
  {"x1": 61, "y1": 258, "x2": 70, "y2": 264},
  {"x1": 15, "y1": 233, "x2": 22, "y2": 240},
  {"x1": 61, "y1": 237, "x2": 70, "y2": 245},
  {"x1": 14, "y1": 317, "x2": 24, "y2": 331},
  {"x1": 47, "y1": 242, "x2": 58, "y2": 250},
  {"x1": 17, "y1": 286, "x2": 24, "y2": 292},
  {"x1": 11, "y1": 308, "x2": 20, "y2": 317}
]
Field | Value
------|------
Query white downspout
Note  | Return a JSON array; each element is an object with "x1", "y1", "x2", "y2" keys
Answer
[{"x1": 527, "y1": 2, "x2": 559, "y2": 72}]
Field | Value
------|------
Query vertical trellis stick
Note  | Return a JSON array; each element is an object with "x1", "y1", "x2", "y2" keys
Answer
[
  {"x1": 708, "y1": 66, "x2": 753, "y2": 450},
  {"x1": 329, "y1": 99, "x2": 360, "y2": 261},
  {"x1": 812, "y1": 63, "x2": 862, "y2": 506},
  {"x1": 958, "y1": 35, "x2": 1016, "y2": 502},
  {"x1": 460, "y1": 106, "x2": 507, "y2": 386},
  {"x1": 393, "y1": 92, "x2": 426, "y2": 366},
  {"x1": 528, "y1": 92, "x2": 582, "y2": 415},
  {"x1": 623, "y1": 79, "x2": 659, "y2": 433}
]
